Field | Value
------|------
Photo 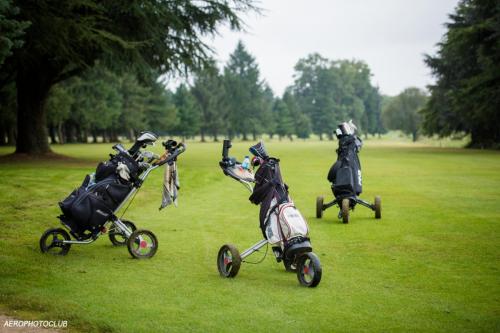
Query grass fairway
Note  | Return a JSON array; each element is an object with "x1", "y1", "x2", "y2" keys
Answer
[{"x1": 0, "y1": 140, "x2": 499, "y2": 332}]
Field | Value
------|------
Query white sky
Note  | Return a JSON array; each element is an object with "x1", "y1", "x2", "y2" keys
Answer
[{"x1": 201, "y1": 0, "x2": 458, "y2": 97}]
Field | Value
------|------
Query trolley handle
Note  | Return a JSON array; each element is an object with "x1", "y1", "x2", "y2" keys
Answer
[
  {"x1": 220, "y1": 139, "x2": 239, "y2": 169},
  {"x1": 222, "y1": 139, "x2": 232, "y2": 161},
  {"x1": 154, "y1": 143, "x2": 186, "y2": 167}
]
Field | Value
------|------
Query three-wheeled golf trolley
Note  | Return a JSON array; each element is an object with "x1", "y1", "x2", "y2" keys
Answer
[
  {"x1": 217, "y1": 140, "x2": 322, "y2": 287},
  {"x1": 316, "y1": 121, "x2": 381, "y2": 223},
  {"x1": 39, "y1": 132, "x2": 186, "y2": 259}
]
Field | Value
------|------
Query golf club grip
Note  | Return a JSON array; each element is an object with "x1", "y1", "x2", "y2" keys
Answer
[
  {"x1": 128, "y1": 141, "x2": 143, "y2": 156},
  {"x1": 156, "y1": 144, "x2": 186, "y2": 166},
  {"x1": 222, "y1": 140, "x2": 232, "y2": 160}
]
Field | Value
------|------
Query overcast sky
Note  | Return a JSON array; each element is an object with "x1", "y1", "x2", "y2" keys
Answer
[{"x1": 203, "y1": 0, "x2": 459, "y2": 96}]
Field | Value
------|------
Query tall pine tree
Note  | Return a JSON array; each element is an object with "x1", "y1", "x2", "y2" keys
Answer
[
  {"x1": 224, "y1": 41, "x2": 268, "y2": 140},
  {"x1": 173, "y1": 84, "x2": 201, "y2": 141},
  {"x1": 422, "y1": 0, "x2": 500, "y2": 148}
]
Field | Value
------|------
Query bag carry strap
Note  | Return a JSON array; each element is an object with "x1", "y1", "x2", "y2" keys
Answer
[{"x1": 262, "y1": 192, "x2": 289, "y2": 231}]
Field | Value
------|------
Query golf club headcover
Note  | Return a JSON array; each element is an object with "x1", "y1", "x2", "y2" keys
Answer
[{"x1": 249, "y1": 141, "x2": 269, "y2": 159}]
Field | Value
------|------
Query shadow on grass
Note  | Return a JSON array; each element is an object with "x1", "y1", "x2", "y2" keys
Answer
[
  {"x1": 0, "y1": 152, "x2": 92, "y2": 166},
  {"x1": 308, "y1": 212, "x2": 380, "y2": 226}
]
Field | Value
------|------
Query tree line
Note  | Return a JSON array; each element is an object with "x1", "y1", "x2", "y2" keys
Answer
[
  {"x1": 1, "y1": 41, "x2": 385, "y2": 145},
  {"x1": 173, "y1": 43, "x2": 385, "y2": 142},
  {"x1": 1, "y1": 0, "x2": 497, "y2": 152}
]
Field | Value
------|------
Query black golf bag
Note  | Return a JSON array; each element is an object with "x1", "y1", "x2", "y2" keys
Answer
[
  {"x1": 247, "y1": 145, "x2": 311, "y2": 259},
  {"x1": 328, "y1": 134, "x2": 363, "y2": 199},
  {"x1": 249, "y1": 158, "x2": 289, "y2": 237},
  {"x1": 217, "y1": 140, "x2": 321, "y2": 287},
  {"x1": 316, "y1": 121, "x2": 381, "y2": 223},
  {"x1": 58, "y1": 150, "x2": 140, "y2": 238}
]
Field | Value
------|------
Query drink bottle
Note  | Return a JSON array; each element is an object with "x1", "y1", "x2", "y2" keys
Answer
[{"x1": 241, "y1": 156, "x2": 250, "y2": 170}]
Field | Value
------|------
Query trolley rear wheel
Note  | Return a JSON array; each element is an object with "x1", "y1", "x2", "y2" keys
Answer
[
  {"x1": 374, "y1": 196, "x2": 382, "y2": 219},
  {"x1": 109, "y1": 220, "x2": 137, "y2": 246},
  {"x1": 316, "y1": 196, "x2": 324, "y2": 218},
  {"x1": 217, "y1": 244, "x2": 241, "y2": 278}
]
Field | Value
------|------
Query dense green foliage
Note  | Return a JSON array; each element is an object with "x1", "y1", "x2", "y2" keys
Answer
[
  {"x1": 0, "y1": 0, "x2": 28, "y2": 66},
  {"x1": 0, "y1": 0, "x2": 254, "y2": 153},
  {"x1": 7, "y1": 42, "x2": 383, "y2": 144},
  {"x1": 223, "y1": 41, "x2": 272, "y2": 140},
  {"x1": 382, "y1": 87, "x2": 427, "y2": 142},
  {"x1": 290, "y1": 54, "x2": 383, "y2": 140},
  {"x1": 0, "y1": 140, "x2": 498, "y2": 332},
  {"x1": 43, "y1": 65, "x2": 176, "y2": 144},
  {"x1": 191, "y1": 60, "x2": 228, "y2": 142},
  {"x1": 422, "y1": 0, "x2": 500, "y2": 148},
  {"x1": 173, "y1": 84, "x2": 200, "y2": 140}
]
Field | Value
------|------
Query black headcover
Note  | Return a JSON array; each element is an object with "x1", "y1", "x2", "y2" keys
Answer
[
  {"x1": 249, "y1": 141, "x2": 269, "y2": 159},
  {"x1": 328, "y1": 134, "x2": 363, "y2": 199},
  {"x1": 249, "y1": 158, "x2": 288, "y2": 236}
]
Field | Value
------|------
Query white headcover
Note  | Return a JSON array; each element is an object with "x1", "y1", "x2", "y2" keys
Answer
[
  {"x1": 342, "y1": 119, "x2": 357, "y2": 135},
  {"x1": 137, "y1": 132, "x2": 158, "y2": 144}
]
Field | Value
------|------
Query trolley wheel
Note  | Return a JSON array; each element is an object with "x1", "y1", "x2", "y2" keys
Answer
[
  {"x1": 316, "y1": 196, "x2": 324, "y2": 218},
  {"x1": 40, "y1": 228, "x2": 71, "y2": 256},
  {"x1": 374, "y1": 196, "x2": 382, "y2": 219},
  {"x1": 109, "y1": 220, "x2": 137, "y2": 246},
  {"x1": 283, "y1": 257, "x2": 297, "y2": 272},
  {"x1": 341, "y1": 198, "x2": 350, "y2": 223},
  {"x1": 296, "y1": 252, "x2": 322, "y2": 287},
  {"x1": 217, "y1": 244, "x2": 241, "y2": 278},
  {"x1": 127, "y1": 229, "x2": 158, "y2": 259}
]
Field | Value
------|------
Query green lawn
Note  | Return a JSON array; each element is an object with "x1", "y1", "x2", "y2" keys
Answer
[{"x1": 0, "y1": 140, "x2": 499, "y2": 332}]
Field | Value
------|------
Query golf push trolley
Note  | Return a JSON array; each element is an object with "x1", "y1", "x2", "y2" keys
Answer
[
  {"x1": 217, "y1": 140, "x2": 322, "y2": 287},
  {"x1": 39, "y1": 131, "x2": 186, "y2": 259},
  {"x1": 316, "y1": 121, "x2": 381, "y2": 223}
]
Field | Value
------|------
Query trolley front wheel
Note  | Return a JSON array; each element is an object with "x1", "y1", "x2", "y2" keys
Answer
[
  {"x1": 217, "y1": 244, "x2": 241, "y2": 278},
  {"x1": 127, "y1": 229, "x2": 158, "y2": 259},
  {"x1": 296, "y1": 252, "x2": 322, "y2": 287}
]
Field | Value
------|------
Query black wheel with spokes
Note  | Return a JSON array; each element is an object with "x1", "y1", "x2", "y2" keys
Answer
[
  {"x1": 374, "y1": 196, "x2": 382, "y2": 219},
  {"x1": 341, "y1": 198, "x2": 350, "y2": 223},
  {"x1": 40, "y1": 228, "x2": 71, "y2": 256},
  {"x1": 316, "y1": 196, "x2": 324, "y2": 218},
  {"x1": 109, "y1": 220, "x2": 137, "y2": 246},
  {"x1": 217, "y1": 244, "x2": 241, "y2": 278},
  {"x1": 296, "y1": 252, "x2": 322, "y2": 287},
  {"x1": 127, "y1": 229, "x2": 158, "y2": 259}
]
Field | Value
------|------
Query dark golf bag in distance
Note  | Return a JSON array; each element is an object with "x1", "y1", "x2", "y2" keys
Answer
[
  {"x1": 328, "y1": 134, "x2": 363, "y2": 199},
  {"x1": 316, "y1": 121, "x2": 381, "y2": 223}
]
